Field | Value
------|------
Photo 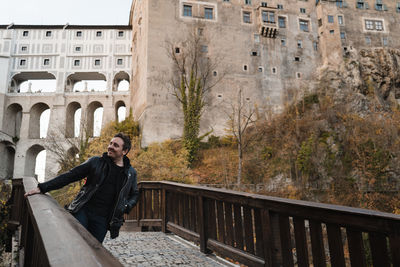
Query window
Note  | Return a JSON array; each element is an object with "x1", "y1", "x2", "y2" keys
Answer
[
  {"x1": 296, "y1": 72, "x2": 302, "y2": 79},
  {"x1": 75, "y1": 46, "x2": 81, "y2": 52},
  {"x1": 201, "y1": 45, "x2": 208, "y2": 52},
  {"x1": 245, "y1": 0, "x2": 252, "y2": 5},
  {"x1": 96, "y1": 31, "x2": 102, "y2": 37},
  {"x1": 365, "y1": 36, "x2": 371, "y2": 45},
  {"x1": 272, "y1": 67, "x2": 276, "y2": 74},
  {"x1": 330, "y1": 30, "x2": 335, "y2": 34},
  {"x1": 258, "y1": 67, "x2": 263, "y2": 72},
  {"x1": 21, "y1": 46, "x2": 27, "y2": 52},
  {"x1": 74, "y1": 60, "x2": 80, "y2": 66},
  {"x1": 397, "y1": 2, "x2": 400, "y2": 12},
  {"x1": 318, "y1": 19, "x2": 322, "y2": 27},
  {"x1": 340, "y1": 31, "x2": 346, "y2": 39},
  {"x1": 338, "y1": 15, "x2": 344, "y2": 25},
  {"x1": 375, "y1": 0, "x2": 386, "y2": 10},
  {"x1": 43, "y1": 59, "x2": 50, "y2": 65},
  {"x1": 251, "y1": 51, "x2": 258, "y2": 56},
  {"x1": 118, "y1": 31, "x2": 124, "y2": 37},
  {"x1": 261, "y1": 2, "x2": 267, "y2": 7},
  {"x1": 382, "y1": 37, "x2": 388, "y2": 46},
  {"x1": 204, "y1": 7, "x2": 213, "y2": 19},
  {"x1": 223, "y1": 0, "x2": 230, "y2": 2},
  {"x1": 299, "y1": 19, "x2": 309, "y2": 32},
  {"x1": 300, "y1": 8, "x2": 306, "y2": 13},
  {"x1": 198, "y1": 28, "x2": 203, "y2": 35},
  {"x1": 22, "y1": 31, "x2": 29, "y2": 37},
  {"x1": 175, "y1": 47, "x2": 180, "y2": 53},
  {"x1": 19, "y1": 59, "x2": 26, "y2": 66},
  {"x1": 243, "y1": 65, "x2": 248, "y2": 71},
  {"x1": 365, "y1": 19, "x2": 384, "y2": 31},
  {"x1": 278, "y1": 17, "x2": 286, "y2": 28},
  {"x1": 297, "y1": 40, "x2": 302, "y2": 48},
  {"x1": 213, "y1": 71, "x2": 218, "y2": 76},
  {"x1": 254, "y1": 34, "x2": 260, "y2": 43},
  {"x1": 94, "y1": 59, "x2": 101, "y2": 66},
  {"x1": 76, "y1": 31, "x2": 82, "y2": 37},
  {"x1": 313, "y1": 41, "x2": 318, "y2": 51},
  {"x1": 294, "y1": 57, "x2": 300, "y2": 62},
  {"x1": 277, "y1": 4, "x2": 283, "y2": 9},
  {"x1": 45, "y1": 31, "x2": 52, "y2": 37},
  {"x1": 336, "y1": 0, "x2": 344, "y2": 7},
  {"x1": 243, "y1": 11, "x2": 251, "y2": 23},
  {"x1": 183, "y1": 5, "x2": 192, "y2": 17},
  {"x1": 281, "y1": 38, "x2": 286, "y2": 46},
  {"x1": 357, "y1": 0, "x2": 368, "y2": 9},
  {"x1": 328, "y1": 15, "x2": 334, "y2": 23},
  {"x1": 262, "y1": 11, "x2": 275, "y2": 23},
  {"x1": 117, "y1": 58, "x2": 123, "y2": 65}
]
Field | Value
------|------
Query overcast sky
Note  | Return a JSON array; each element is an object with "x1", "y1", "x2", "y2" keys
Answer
[{"x1": 0, "y1": 0, "x2": 132, "y2": 25}]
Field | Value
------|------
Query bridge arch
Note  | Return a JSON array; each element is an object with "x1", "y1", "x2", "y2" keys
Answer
[
  {"x1": 65, "y1": 102, "x2": 81, "y2": 138},
  {"x1": 10, "y1": 72, "x2": 56, "y2": 93},
  {"x1": 0, "y1": 141, "x2": 15, "y2": 179},
  {"x1": 3, "y1": 103, "x2": 23, "y2": 138},
  {"x1": 113, "y1": 71, "x2": 130, "y2": 91},
  {"x1": 29, "y1": 103, "x2": 50, "y2": 139},
  {"x1": 86, "y1": 101, "x2": 103, "y2": 137},
  {"x1": 24, "y1": 144, "x2": 45, "y2": 179},
  {"x1": 115, "y1": 100, "x2": 126, "y2": 122},
  {"x1": 66, "y1": 72, "x2": 107, "y2": 92}
]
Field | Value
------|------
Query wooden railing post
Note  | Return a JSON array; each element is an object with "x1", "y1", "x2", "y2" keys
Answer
[
  {"x1": 198, "y1": 195, "x2": 209, "y2": 253},
  {"x1": 161, "y1": 188, "x2": 168, "y2": 233}
]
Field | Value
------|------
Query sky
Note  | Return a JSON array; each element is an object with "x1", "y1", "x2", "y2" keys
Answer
[{"x1": 0, "y1": 0, "x2": 132, "y2": 25}]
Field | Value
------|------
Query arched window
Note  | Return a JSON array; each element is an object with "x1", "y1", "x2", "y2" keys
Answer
[
  {"x1": 0, "y1": 142, "x2": 15, "y2": 179},
  {"x1": 87, "y1": 101, "x2": 103, "y2": 137},
  {"x1": 4, "y1": 103, "x2": 22, "y2": 138},
  {"x1": 66, "y1": 102, "x2": 81, "y2": 138},
  {"x1": 24, "y1": 144, "x2": 45, "y2": 181},
  {"x1": 29, "y1": 103, "x2": 50, "y2": 139},
  {"x1": 115, "y1": 101, "x2": 126, "y2": 122}
]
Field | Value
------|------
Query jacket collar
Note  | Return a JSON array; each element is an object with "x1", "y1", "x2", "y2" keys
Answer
[{"x1": 102, "y1": 152, "x2": 131, "y2": 170}]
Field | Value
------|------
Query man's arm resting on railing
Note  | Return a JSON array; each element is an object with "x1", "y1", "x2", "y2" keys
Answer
[{"x1": 24, "y1": 157, "x2": 96, "y2": 197}]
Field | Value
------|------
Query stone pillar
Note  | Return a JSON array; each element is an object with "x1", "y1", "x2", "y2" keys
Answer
[{"x1": 19, "y1": 112, "x2": 30, "y2": 139}]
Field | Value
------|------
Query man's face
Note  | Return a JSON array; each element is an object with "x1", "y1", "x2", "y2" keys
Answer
[{"x1": 107, "y1": 137, "x2": 127, "y2": 160}]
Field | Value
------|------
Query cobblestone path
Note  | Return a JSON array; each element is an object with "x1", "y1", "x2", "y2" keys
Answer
[{"x1": 103, "y1": 231, "x2": 236, "y2": 267}]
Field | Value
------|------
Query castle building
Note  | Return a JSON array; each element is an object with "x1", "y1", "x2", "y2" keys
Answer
[{"x1": 1, "y1": 0, "x2": 399, "y2": 180}]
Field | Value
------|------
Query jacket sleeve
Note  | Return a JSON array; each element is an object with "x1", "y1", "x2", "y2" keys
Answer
[
  {"x1": 38, "y1": 157, "x2": 98, "y2": 193},
  {"x1": 125, "y1": 168, "x2": 140, "y2": 213}
]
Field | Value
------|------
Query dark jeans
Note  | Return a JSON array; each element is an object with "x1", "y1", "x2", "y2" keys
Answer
[{"x1": 73, "y1": 206, "x2": 108, "y2": 243}]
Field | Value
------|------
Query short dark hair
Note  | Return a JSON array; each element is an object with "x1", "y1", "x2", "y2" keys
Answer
[{"x1": 114, "y1": 133, "x2": 132, "y2": 153}]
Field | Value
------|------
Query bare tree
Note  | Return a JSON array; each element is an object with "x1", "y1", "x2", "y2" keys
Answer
[
  {"x1": 167, "y1": 24, "x2": 223, "y2": 165},
  {"x1": 226, "y1": 88, "x2": 256, "y2": 185}
]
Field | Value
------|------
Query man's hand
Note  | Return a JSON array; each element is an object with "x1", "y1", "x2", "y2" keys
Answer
[{"x1": 24, "y1": 187, "x2": 41, "y2": 197}]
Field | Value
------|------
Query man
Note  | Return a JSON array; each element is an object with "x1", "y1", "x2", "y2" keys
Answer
[{"x1": 24, "y1": 133, "x2": 139, "y2": 243}]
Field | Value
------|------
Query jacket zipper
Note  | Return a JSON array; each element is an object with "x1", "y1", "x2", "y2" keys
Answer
[{"x1": 109, "y1": 172, "x2": 130, "y2": 225}]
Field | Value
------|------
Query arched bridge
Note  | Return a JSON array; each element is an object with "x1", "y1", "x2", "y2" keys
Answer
[{"x1": 7, "y1": 178, "x2": 400, "y2": 266}]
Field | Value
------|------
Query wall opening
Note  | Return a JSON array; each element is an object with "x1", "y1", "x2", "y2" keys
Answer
[
  {"x1": 66, "y1": 102, "x2": 81, "y2": 138},
  {"x1": 87, "y1": 101, "x2": 103, "y2": 137},
  {"x1": 3, "y1": 103, "x2": 22, "y2": 138},
  {"x1": 113, "y1": 71, "x2": 130, "y2": 91},
  {"x1": 24, "y1": 144, "x2": 45, "y2": 181},
  {"x1": 115, "y1": 101, "x2": 126, "y2": 122},
  {"x1": 65, "y1": 72, "x2": 107, "y2": 92},
  {"x1": 10, "y1": 72, "x2": 56, "y2": 93},
  {"x1": 29, "y1": 103, "x2": 50, "y2": 139},
  {"x1": 19, "y1": 80, "x2": 57, "y2": 93}
]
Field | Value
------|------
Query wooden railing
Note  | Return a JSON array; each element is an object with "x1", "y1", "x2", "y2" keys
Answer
[
  {"x1": 128, "y1": 181, "x2": 400, "y2": 267},
  {"x1": 8, "y1": 177, "x2": 123, "y2": 267},
  {"x1": 9, "y1": 179, "x2": 400, "y2": 266}
]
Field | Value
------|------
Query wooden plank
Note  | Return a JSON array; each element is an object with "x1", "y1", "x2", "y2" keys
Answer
[
  {"x1": 182, "y1": 194, "x2": 189, "y2": 229},
  {"x1": 253, "y1": 208, "x2": 264, "y2": 258},
  {"x1": 389, "y1": 232, "x2": 400, "y2": 267},
  {"x1": 172, "y1": 192, "x2": 178, "y2": 224},
  {"x1": 153, "y1": 189, "x2": 160, "y2": 219},
  {"x1": 369, "y1": 232, "x2": 390, "y2": 267},
  {"x1": 225, "y1": 202, "x2": 234, "y2": 247},
  {"x1": 309, "y1": 220, "x2": 326, "y2": 267},
  {"x1": 346, "y1": 228, "x2": 366, "y2": 267},
  {"x1": 243, "y1": 206, "x2": 255, "y2": 254},
  {"x1": 208, "y1": 199, "x2": 217, "y2": 240},
  {"x1": 326, "y1": 224, "x2": 345, "y2": 267},
  {"x1": 293, "y1": 217, "x2": 309, "y2": 267},
  {"x1": 234, "y1": 204, "x2": 244, "y2": 250},
  {"x1": 167, "y1": 222, "x2": 200, "y2": 244},
  {"x1": 216, "y1": 200, "x2": 225, "y2": 243},
  {"x1": 146, "y1": 190, "x2": 153, "y2": 219},
  {"x1": 207, "y1": 239, "x2": 265, "y2": 267},
  {"x1": 190, "y1": 196, "x2": 197, "y2": 233},
  {"x1": 198, "y1": 195, "x2": 208, "y2": 253},
  {"x1": 279, "y1": 215, "x2": 294, "y2": 267},
  {"x1": 178, "y1": 193, "x2": 184, "y2": 226},
  {"x1": 139, "y1": 219, "x2": 162, "y2": 227},
  {"x1": 161, "y1": 189, "x2": 167, "y2": 233}
]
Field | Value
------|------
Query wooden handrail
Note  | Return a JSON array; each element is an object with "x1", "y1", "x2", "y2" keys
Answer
[
  {"x1": 132, "y1": 181, "x2": 400, "y2": 267},
  {"x1": 9, "y1": 177, "x2": 123, "y2": 267}
]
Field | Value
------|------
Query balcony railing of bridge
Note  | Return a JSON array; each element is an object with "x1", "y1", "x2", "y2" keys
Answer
[
  {"x1": 129, "y1": 181, "x2": 400, "y2": 267},
  {"x1": 8, "y1": 177, "x2": 123, "y2": 267}
]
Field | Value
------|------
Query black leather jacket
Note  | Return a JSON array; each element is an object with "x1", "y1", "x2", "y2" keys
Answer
[{"x1": 38, "y1": 153, "x2": 139, "y2": 239}]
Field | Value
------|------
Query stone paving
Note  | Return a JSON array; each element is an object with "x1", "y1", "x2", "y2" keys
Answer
[{"x1": 103, "y1": 231, "x2": 237, "y2": 267}]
